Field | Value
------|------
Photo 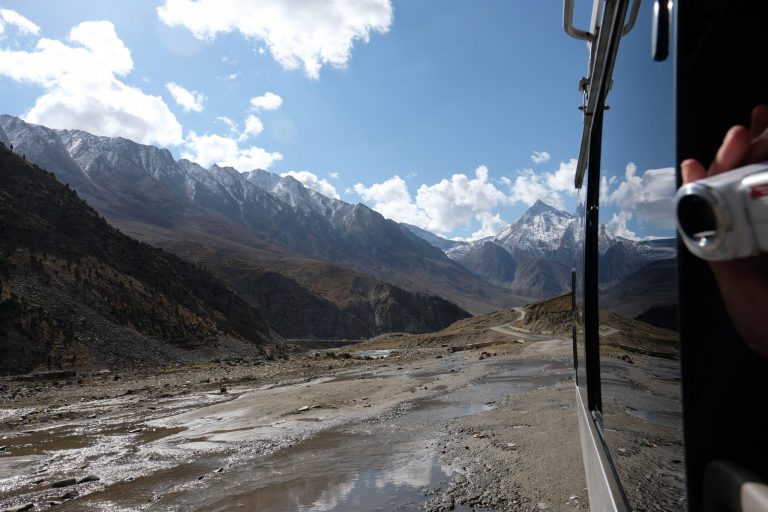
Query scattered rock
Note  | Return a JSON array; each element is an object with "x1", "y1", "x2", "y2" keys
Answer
[
  {"x1": 77, "y1": 475, "x2": 100, "y2": 484},
  {"x1": 297, "y1": 406, "x2": 310, "y2": 412},
  {"x1": 51, "y1": 478, "x2": 77, "y2": 488},
  {"x1": 214, "y1": 467, "x2": 224, "y2": 473},
  {"x1": 14, "y1": 504, "x2": 34, "y2": 512},
  {"x1": 538, "y1": 501, "x2": 550, "y2": 510}
]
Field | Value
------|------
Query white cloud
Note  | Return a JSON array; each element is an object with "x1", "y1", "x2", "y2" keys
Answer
[
  {"x1": 546, "y1": 159, "x2": 577, "y2": 191},
  {"x1": 469, "y1": 212, "x2": 508, "y2": 241},
  {"x1": 0, "y1": 20, "x2": 182, "y2": 146},
  {"x1": 281, "y1": 171, "x2": 340, "y2": 199},
  {"x1": 157, "y1": 0, "x2": 393, "y2": 79},
  {"x1": 531, "y1": 151, "x2": 551, "y2": 164},
  {"x1": 238, "y1": 115, "x2": 264, "y2": 141},
  {"x1": 414, "y1": 165, "x2": 508, "y2": 234},
  {"x1": 182, "y1": 132, "x2": 282, "y2": 172},
  {"x1": 329, "y1": 172, "x2": 339, "y2": 179},
  {"x1": 505, "y1": 159, "x2": 577, "y2": 210},
  {"x1": 509, "y1": 169, "x2": 565, "y2": 209},
  {"x1": 354, "y1": 175, "x2": 423, "y2": 226},
  {"x1": 0, "y1": 8, "x2": 40, "y2": 37},
  {"x1": 223, "y1": 72, "x2": 239, "y2": 81},
  {"x1": 216, "y1": 116, "x2": 238, "y2": 136},
  {"x1": 354, "y1": 165, "x2": 510, "y2": 236},
  {"x1": 604, "y1": 163, "x2": 676, "y2": 230},
  {"x1": 605, "y1": 211, "x2": 638, "y2": 239},
  {"x1": 249, "y1": 91, "x2": 282, "y2": 111},
  {"x1": 166, "y1": 81, "x2": 206, "y2": 112}
]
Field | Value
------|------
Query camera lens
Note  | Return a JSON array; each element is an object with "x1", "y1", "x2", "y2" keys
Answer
[{"x1": 677, "y1": 194, "x2": 718, "y2": 247}]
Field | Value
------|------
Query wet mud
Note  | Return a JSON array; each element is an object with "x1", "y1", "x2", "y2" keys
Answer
[{"x1": 1, "y1": 340, "x2": 586, "y2": 511}]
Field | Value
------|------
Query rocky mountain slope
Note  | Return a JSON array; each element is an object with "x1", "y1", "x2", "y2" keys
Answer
[
  {"x1": 0, "y1": 115, "x2": 519, "y2": 314},
  {"x1": 0, "y1": 145, "x2": 272, "y2": 374}
]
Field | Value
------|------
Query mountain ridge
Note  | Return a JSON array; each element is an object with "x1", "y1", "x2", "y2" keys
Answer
[
  {"x1": 0, "y1": 144, "x2": 272, "y2": 373},
  {"x1": 0, "y1": 115, "x2": 521, "y2": 314}
]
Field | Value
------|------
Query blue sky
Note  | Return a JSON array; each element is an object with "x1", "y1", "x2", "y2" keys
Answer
[{"x1": 0, "y1": 1, "x2": 673, "y2": 241}]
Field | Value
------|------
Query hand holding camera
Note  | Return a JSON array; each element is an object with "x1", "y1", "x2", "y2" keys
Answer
[
  {"x1": 676, "y1": 161, "x2": 768, "y2": 260},
  {"x1": 680, "y1": 105, "x2": 768, "y2": 358}
]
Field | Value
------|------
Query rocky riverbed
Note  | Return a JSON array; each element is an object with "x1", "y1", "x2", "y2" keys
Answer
[{"x1": 1, "y1": 332, "x2": 586, "y2": 512}]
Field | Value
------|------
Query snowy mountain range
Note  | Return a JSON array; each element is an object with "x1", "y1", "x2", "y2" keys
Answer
[
  {"x1": 1, "y1": 114, "x2": 675, "y2": 321},
  {"x1": 407, "y1": 199, "x2": 675, "y2": 298},
  {"x1": 0, "y1": 115, "x2": 520, "y2": 320}
]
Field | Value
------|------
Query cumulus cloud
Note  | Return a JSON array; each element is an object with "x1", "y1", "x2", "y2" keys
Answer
[
  {"x1": 329, "y1": 172, "x2": 340, "y2": 179},
  {"x1": 354, "y1": 175, "x2": 423, "y2": 225},
  {"x1": 281, "y1": 171, "x2": 340, "y2": 199},
  {"x1": 354, "y1": 165, "x2": 510, "y2": 238},
  {"x1": 414, "y1": 165, "x2": 508, "y2": 234},
  {"x1": 166, "y1": 81, "x2": 206, "y2": 112},
  {"x1": 506, "y1": 159, "x2": 577, "y2": 210},
  {"x1": 182, "y1": 132, "x2": 282, "y2": 172},
  {"x1": 157, "y1": 0, "x2": 393, "y2": 79},
  {"x1": 531, "y1": 151, "x2": 551, "y2": 164},
  {"x1": 0, "y1": 8, "x2": 40, "y2": 37},
  {"x1": 249, "y1": 92, "x2": 282, "y2": 111},
  {"x1": 238, "y1": 115, "x2": 264, "y2": 141},
  {"x1": 470, "y1": 212, "x2": 508, "y2": 241},
  {"x1": 0, "y1": 20, "x2": 182, "y2": 146},
  {"x1": 603, "y1": 163, "x2": 676, "y2": 230},
  {"x1": 605, "y1": 211, "x2": 638, "y2": 239}
]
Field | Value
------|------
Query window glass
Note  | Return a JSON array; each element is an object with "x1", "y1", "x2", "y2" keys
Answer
[
  {"x1": 596, "y1": 2, "x2": 685, "y2": 508},
  {"x1": 574, "y1": 184, "x2": 587, "y2": 389}
]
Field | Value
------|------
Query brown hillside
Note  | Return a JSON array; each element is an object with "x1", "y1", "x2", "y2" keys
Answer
[{"x1": 0, "y1": 146, "x2": 270, "y2": 374}]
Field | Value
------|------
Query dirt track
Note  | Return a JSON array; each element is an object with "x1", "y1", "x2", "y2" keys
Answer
[{"x1": 1, "y1": 333, "x2": 586, "y2": 511}]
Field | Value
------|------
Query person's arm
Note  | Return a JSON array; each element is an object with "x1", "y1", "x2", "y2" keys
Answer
[{"x1": 681, "y1": 105, "x2": 768, "y2": 358}]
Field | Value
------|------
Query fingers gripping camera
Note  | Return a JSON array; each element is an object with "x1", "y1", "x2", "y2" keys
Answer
[{"x1": 676, "y1": 162, "x2": 768, "y2": 261}]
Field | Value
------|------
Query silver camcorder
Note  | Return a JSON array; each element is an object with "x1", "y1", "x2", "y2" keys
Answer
[{"x1": 676, "y1": 162, "x2": 768, "y2": 261}]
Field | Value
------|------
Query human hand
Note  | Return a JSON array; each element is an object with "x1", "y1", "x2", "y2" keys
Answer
[{"x1": 681, "y1": 105, "x2": 768, "y2": 358}]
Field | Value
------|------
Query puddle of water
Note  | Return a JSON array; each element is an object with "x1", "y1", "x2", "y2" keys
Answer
[
  {"x1": 354, "y1": 350, "x2": 394, "y2": 360},
  {"x1": 175, "y1": 428, "x2": 453, "y2": 512},
  {"x1": 156, "y1": 358, "x2": 572, "y2": 512},
  {"x1": 0, "y1": 427, "x2": 95, "y2": 456}
]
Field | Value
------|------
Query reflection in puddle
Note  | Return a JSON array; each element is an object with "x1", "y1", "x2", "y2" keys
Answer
[
  {"x1": 201, "y1": 429, "x2": 451, "y2": 512},
  {"x1": 176, "y1": 358, "x2": 572, "y2": 512},
  {"x1": 354, "y1": 350, "x2": 394, "y2": 359}
]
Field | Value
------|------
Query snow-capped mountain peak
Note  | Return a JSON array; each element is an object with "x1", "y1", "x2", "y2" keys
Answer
[{"x1": 495, "y1": 200, "x2": 575, "y2": 256}]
